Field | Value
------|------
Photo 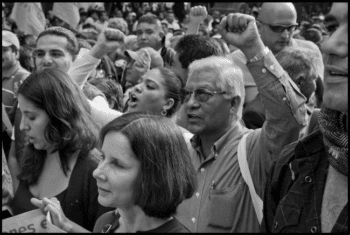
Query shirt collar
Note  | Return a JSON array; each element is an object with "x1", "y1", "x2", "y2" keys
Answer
[{"x1": 190, "y1": 121, "x2": 246, "y2": 158}]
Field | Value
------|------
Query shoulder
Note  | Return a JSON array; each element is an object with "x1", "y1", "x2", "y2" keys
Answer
[
  {"x1": 93, "y1": 211, "x2": 118, "y2": 233},
  {"x1": 151, "y1": 217, "x2": 191, "y2": 233},
  {"x1": 292, "y1": 38, "x2": 320, "y2": 52}
]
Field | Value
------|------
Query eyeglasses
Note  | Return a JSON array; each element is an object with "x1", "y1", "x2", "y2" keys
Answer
[
  {"x1": 257, "y1": 20, "x2": 298, "y2": 33},
  {"x1": 183, "y1": 88, "x2": 226, "y2": 103}
]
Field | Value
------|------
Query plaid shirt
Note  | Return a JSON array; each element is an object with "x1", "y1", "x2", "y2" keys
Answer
[{"x1": 262, "y1": 130, "x2": 348, "y2": 233}]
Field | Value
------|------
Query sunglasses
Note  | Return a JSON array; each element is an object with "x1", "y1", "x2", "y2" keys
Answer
[
  {"x1": 258, "y1": 20, "x2": 298, "y2": 33},
  {"x1": 184, "y1": 88, "x2": 226, "y2": 103}
]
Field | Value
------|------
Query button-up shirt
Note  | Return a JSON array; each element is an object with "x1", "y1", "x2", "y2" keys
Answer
[{"x1": 175, "y1": 51, "x2": 307, "y2": 232}]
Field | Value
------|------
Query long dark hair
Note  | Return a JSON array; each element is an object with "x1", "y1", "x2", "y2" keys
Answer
[{"x1": 17, "y1": 68, "x2": 99, "y2": 186}]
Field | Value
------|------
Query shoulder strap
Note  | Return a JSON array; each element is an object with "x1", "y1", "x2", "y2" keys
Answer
[{"x1": 237, "y1": 132, "x2": 263, "y2": 224}]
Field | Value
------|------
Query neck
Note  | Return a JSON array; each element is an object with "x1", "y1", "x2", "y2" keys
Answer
[
  {"x1": 199, "y1": 121, "x2": 235, "y2": 159},
  {"x1": 118, "y1": 207, "x2": 172, "y2": 232}
]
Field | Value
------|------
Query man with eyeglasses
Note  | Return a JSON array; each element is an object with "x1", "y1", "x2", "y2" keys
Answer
[
  {"x1": 230, "y1": 2, "x2": 323, "y2": 127},
  {"x1": 174, "y1": 12, "x2": 307, "y2": 232}
]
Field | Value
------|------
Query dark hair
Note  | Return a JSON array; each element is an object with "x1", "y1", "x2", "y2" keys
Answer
[
  {"x1": 157, "y1": 67, "x2": 183, "y2": 116},
  {"x1": 89, "y1": 78, "x2": 124, "y2": 112},
  {"x1": 37, "y1": 27, "x2": 79, "y2": 59},
  {"x1": 100, "y1": 112, "x2": 197, "y2": 218},
  {"x1": 137, "y1": 14, "x2": 162, "y2": 31},
  {"x1": 17, "y1": 68, "x2": 99, "y2": 186},
  {"x1": 174, "y1": 34, "x2": 222, "y2": 69},
  {"x1": 19, "y1": 46, "x2": 34, "y2": 72}
]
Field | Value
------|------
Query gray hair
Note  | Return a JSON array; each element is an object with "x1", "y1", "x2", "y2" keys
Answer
[{"x1": 187, "y1": 56, "x2": 245, "y2": 120}]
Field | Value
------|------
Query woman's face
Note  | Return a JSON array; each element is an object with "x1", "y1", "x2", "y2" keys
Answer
[
  {"x1": 93, "y1": 132, "x2": 140, "y2": 208},
  {"x1": 127, "y1": 69, "x2": 172, "y2": 115},
  {"x1": 18, "y1": 95, "x2": 52, "y2": 151}
]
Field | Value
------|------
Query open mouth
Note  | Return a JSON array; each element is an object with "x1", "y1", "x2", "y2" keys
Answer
[
  {"x1": 128, "y1": 92, "x2": 138, "y2": 106},
  {"x1": 329, "y1": 71, "x2": 348, "y2": 76}
]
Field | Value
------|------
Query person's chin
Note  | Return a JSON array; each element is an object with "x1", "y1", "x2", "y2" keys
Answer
[{"x1": 323, "y1": 91, "x2": 348, "y2": 113}]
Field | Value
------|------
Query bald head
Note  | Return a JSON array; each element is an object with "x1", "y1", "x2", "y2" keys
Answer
[
  {"x1": 258, "y1": 2, "x2": 298, "y2": 54},
  {"x1": 259, "y1": 3, "x2": 297, "y2": 25}
]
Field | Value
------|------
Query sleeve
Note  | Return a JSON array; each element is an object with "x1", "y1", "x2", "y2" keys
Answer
[
  {"x1": 67, "y1": 49, "x2": 101, "y2": 89},
  {"x1": 245, "y1": 51, "x2": 307, "y2": 196},
  {"x1": 89, "y1": 100, "x2": 122, "y2": 129}
]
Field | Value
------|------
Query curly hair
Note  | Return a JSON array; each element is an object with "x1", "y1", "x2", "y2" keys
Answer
[{"x1": 17, "y1": 68, "x2": 99, "y2": 186}]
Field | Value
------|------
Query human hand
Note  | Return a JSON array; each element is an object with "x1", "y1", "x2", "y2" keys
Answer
[
  {"x1": 91, "y1": 28, "x2": 125, "y2": 59},
  {"x1": 31, "y1": 197, "x2": 72, "y2": 232},
  {"x1": 134, "y1": 49, "x2": 151, "y2": 75},
  {"x1": 189, "y1": 6, "x2": 208, "y2": 25},
  {"x1": 218, "y1": 13, "x2": 264, "y2": 56}
]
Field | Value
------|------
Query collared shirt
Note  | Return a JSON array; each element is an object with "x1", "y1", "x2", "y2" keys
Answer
[
  {"x1": 175, "y1": 51, "x2": 307, "y2": 232},
  {"x1": 2, "y1": 61, "x2": 30, "y2": 114},
  {"x1": 262, "y1": 130, "x2": 348, "y2": 233}
]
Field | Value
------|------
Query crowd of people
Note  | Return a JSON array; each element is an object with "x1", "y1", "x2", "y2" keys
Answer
[{"x1": 2, "y1": 2, "x2": 347, "y2": 233}]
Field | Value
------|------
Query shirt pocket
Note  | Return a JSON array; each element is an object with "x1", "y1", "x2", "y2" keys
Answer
[{"x1": 207, "y1": 182, "x2": 243, "y2": 229}]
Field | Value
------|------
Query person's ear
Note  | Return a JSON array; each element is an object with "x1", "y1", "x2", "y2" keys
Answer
[
  {"x1": 158, "y1": 30, "x2": 165, "y2": 39},
  {"x1": 163, "y1": 98, "x2": 175, "y2": 111},
  {"x1": 229, "y1": 95, "x2": 241, "y2": 115}
]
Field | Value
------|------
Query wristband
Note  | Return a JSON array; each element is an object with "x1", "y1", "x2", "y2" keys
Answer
[{"x1": 248, "y1": 47, "x2": 270, "y2": 63}]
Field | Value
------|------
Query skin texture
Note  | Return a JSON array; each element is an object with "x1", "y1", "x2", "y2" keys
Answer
[
  {"x1": 184, "y1": 70, "x2": 233, "y2": 140},
  {"x1": 127, "y1": 69, "x2": 174, "y2": 115},
  {"x1": 258, "y1": 3, "x2": 297, "y2": 54},
  {"x1": 34, "y1": 35, "x2": 73, "y2": 73},
  {"x1": 2, "y1": 46, "x2": 17, "y2": 70},
  {"x1": 136, "y1": 23, "x2": 163, "y2": 51},
  {"x1": 18, "y1": 94, "x2": 51, "y2": 151},
  {"x1": 320, "y1": 3, "x2": 348, "y2": 113},
  {"x1": 93, "y1": 131, "x2": 140, "y2": 209}
]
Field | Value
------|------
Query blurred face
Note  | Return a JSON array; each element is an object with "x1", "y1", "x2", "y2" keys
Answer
[
  {"x1": 34, "y1": 35, "x2": 73, "y2": 73},
  {"x1": 166, "y1": 13, "x2": 175, "y2": 23},
  {"x1": 184, "y1": 70, "x2": 233, "y2": 137},
  {"x1": 2, "y1": 46, "x2": 17, "y2": 69},
  {"x1": 93, "y1": 131, "x2": 140, "y2": 208},
  {"x1": 259, "y1": 8, "x2": 297, "y2": 54},
  {"x1": 321, "y1": 3, "x2": 348, "y2": 113},
  {"x1": 125, "y1": 59, "x2": 139, "y2": 85},
  {"x1": 136, "y1": 23, "x2": 163, "y2": 50},
  {"x1": 128, "y1": 69, "x2": 170, "y2": 115},
  {"x1": 18, "y1": 95, "x2": 52, "y2": 151}
]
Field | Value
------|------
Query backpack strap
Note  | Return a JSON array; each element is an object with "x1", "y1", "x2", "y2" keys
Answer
[{"x1": 237, "y1": 132, "x2": 263, "y2": 224}]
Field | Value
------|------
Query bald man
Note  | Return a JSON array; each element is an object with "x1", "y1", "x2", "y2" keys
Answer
[{"x1": 229, "y1": 2, "x2": 323, "y2": 109}]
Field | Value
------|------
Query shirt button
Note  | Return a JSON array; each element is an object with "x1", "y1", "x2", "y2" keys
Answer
[
  {"x1": 196, "y1": 192, "x2": 200, "y2": 197},
  {"x1": 200, "y1": 168, "x2": 205, "y2": 172},
  {"x1": 305, "y1": 176, "x2": 312, "y2": 182},
  {"x1": 311, "y1": 226, "x2": 317, "y2": 233},
  {"x1": 191, "y1": 217, "x2": 196, "y2": 223},
  {"x1": 282, "y1": 97, "x2": 287, "y2": 101},
  {"x1": 262, "y1": 68, "x2": 267, "y2": 73}
]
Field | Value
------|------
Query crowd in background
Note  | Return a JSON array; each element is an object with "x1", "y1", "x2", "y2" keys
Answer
[{"x1": 2, "y1": 2, "x2": 347, "y2": 233}]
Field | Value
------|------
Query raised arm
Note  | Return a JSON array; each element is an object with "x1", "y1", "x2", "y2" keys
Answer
[
  {"x1": 185, "y1": 6, "x2": 208, "y2": 35},
  {"x1": 218, "y1": 13, "x2": 307, "y2": 192},
  {"x1": 68, "y1": 28, "x2": 125, "y2": 89}
]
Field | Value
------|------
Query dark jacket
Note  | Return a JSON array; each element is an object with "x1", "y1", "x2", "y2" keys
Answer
[{"x1": 262, "y1": 130, "x2": 348, "y2": 233}]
